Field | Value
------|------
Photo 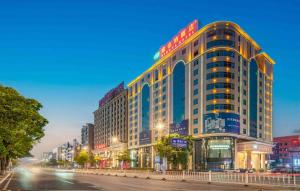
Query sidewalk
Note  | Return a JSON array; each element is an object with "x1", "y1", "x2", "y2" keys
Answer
[{"x1": 0, "y1": 172, "x2": 12, "y2": 187}]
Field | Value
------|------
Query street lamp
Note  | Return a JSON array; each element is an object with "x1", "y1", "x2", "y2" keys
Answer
[
  {"x1": 156, "y1": 123, "x2": 164, "y2": 131},
  {"x1": 112, "y1": 136, "x2": 118, "y2": 144},
  {"x1": 82, "y1": 146, "x2": 88, "y2": 151}
]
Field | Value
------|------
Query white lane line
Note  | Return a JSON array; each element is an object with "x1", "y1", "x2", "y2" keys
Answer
[
  {"x1": 3, "y1": 172, "x2": 13, "y2": 190},
  {"x1": 60, "y1": 179, "x2": 74, "y2": 184}
]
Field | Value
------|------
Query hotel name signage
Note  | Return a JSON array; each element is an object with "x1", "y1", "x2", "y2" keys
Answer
[
  {"x1": 99, "y1": 82, "x2": 124, "y2": 107},
  {"x1": 159, "y1": 20, "x2": 198, "y2": 58}
]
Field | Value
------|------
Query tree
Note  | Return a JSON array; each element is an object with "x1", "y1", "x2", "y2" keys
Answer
[
  {"x1": 154, "y1": 133, "x2": 193, "y2": 170},
  {"x1": 88, "y1": 153, "x2": 96, "y2": 167},
  {"x1": 117, "y1": 150, "x2": 131, "y2": 169},
  {"x1": 117, "y1": 150, "x2": 131, "y2": 163},
  {"x1": 74, "y1": 150, "x2": 88, "y2": 167},
  {"x1": 0, "y1": 85, "x2": 48, "y2": 174}
]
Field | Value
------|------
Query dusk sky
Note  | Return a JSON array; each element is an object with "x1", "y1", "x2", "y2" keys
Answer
[{"x1": 0, "y1": 0, "x2": 299, "y2": 158}]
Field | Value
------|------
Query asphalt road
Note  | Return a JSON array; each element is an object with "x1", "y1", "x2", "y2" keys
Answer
[{"x1": 1, "y1": 166, "x2": 299, "y2": 191}]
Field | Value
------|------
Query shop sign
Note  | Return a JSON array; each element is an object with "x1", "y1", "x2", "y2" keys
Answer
[
  {"x1": 170, "y1": 138, "x2": 188, "y2": 149},
  {"x1": 209, "y1": 144, "x2": 230, "y2": 150},
  {"x1": 159, "y1": 20, "x2": 198, "y2": 58}
]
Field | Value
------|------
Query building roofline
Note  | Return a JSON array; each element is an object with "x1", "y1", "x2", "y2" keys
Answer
[{"x1": 128, "y1": 20, "x2": 273, "y2": 87}]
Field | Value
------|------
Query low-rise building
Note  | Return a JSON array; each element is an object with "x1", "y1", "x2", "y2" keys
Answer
[{"x1": 271, "y1": 135, "x2": 300, "y2": 170}]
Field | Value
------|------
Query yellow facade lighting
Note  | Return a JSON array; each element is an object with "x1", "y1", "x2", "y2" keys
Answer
[
  {"x1": 226, "y1": 89, "x2": 230, "y2": 93},
  {"x1": 226, "y1": 67, "x2": 230, "y2": 72},
  {"x1": 213, "y1": 79, "x2": 217, "y2": 83},
  {"x1": 226, "y1": 99, "x2": 230, "y2": 103},
  {"x1": 226, "y1": 56, "x2": 230, "y2": 61},
  {"x1": 225, "y1": 78, "x2": 230, "y2": 82},
  {"x1": 213, "y1": 89, "x2": 217, "y2": 93},
  {"x1": 213, "y1": 57, "x2": 217, "y2": 62},
  {"x1": 213, "y1": 36, "x2": 217, "y2": 40},
  {"x1": 213, "y1": 100, "x2": 217, "y2": 104},
  {"x1": 213, "y1": 68, "x2": 217, "y2": 72},
  {"x1": 128, "y1": 21, "x2": 273, "y2": 87}
]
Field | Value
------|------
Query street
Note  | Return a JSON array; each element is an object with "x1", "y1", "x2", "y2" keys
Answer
[{"x1": 0, "y1": 166, "x2": 298, "y2": 191}]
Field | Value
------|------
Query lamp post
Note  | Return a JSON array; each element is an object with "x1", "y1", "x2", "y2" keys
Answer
[
  {"x1": 155, "y1": 122, "x2": 166, "y2": 172},
  {"x1": 112, "y1": 136, "x2": 118, "y2": 144},
  {"x1": 156, "y1": 123, "x2": 164, "y2": 139},
  {"x1": 111, "y1": 136, "x2": 118, "y2": 168}
]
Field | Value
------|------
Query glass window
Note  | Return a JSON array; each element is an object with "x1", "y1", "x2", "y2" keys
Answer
[
  {"x1": 207, "y1": 83, "x2": 234, "y2": 90},
  {"x1": 193, "y1": 60, "x2": 199, "y2": 66},
  {"x1": 172, "y1": 61, "x2": 185, "y2": 124},
  {"x1": 193, "y1": 69, "x2": 198, "y2": 76},
  {"x1": 193, "y1": 108, "x2": 198, "y2": 115},
  {"x1": 250, "y1": 59, "x2": 258, "y2": 138},
  {"x1": 193, "y1": 79, "x2": 198, "y2": 86},
  {"x1": 193, "y1": 128, "x2": 198, "y2": 134},
  {"x1": 207, "y1": 72, "x2": 234, "y2": 80},
  {"x1": 206, "y1": 104, "x2": 234, "y2": 111},
  {"x1": 207, "y1": 50, "x2": 235, "y2": 59},
  {"x1": 141, "y1": 85, "x2": 150, "y2": 132},
  {"x1": 193, "y1": 118, "x2": 198, "y2": 125},
  {"x1": 193, "y1": 98, "x2": 198, "y2": 105},
  {"x1": 207, "y1": 40, "x2": 234, "y2": 49},
  {"x1": 207, "y1": 61, "x2": 235, "y2": 69},
  {"x1": 193, "y1": 89, "x2": 198, "y2": 96},
  {"x1": 206, "y1": 93, "x2": 234, "y2": 100}
]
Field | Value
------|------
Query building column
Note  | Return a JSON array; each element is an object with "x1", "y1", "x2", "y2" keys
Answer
[
  {"x1": 140, "y1": 148, "x2": 143, "y2": 168},
  {"x1": 246, "y1": 151, "x2": 252, "y2": 169},
  {"x1": 234, "y1": 139, "x2": 238, "y2": 169},
  {"x1": 260, "y1": 154, "x2": 265, "y2": 169},
  {"x1": 151, "y1": 146, "x2": 154, "y2": 168}
]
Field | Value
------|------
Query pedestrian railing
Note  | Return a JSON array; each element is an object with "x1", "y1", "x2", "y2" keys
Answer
[{"x1": 72, "y1": 168, "x2": 300, "y2": 188}]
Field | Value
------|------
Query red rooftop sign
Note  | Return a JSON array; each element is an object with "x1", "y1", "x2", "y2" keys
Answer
[
  {"x1": 99, "y1": 82, "x2": 124, "y2": 107},
  {"x1": 159, "y1": 20, "x2": 198, "y2": 58}
]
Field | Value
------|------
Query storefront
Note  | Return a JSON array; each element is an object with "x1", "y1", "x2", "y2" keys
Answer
[
  {"x1": 194, "y1": 136, "x2": 236, "y2": 171},
  {"x1": 129, "y1": 146, "x2": 153, "y2": 168},
  {"x1": 236, "y1": 141, "x2": 273, "y2": 170}
]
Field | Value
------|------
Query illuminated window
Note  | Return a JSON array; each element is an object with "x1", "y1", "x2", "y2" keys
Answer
[{"x1": 207, "y1": 40, "x2": 234, "y2": 49}]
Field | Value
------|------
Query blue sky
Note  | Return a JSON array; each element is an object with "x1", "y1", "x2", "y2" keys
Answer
[{"x1": 0, "y1": 0, "x2": 299, "y2": 157}]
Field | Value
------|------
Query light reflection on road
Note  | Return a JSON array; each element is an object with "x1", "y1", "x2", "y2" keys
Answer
[
  {"x1": 13, "y1": 165, "x2": 76, "y2": 189},
  {"x1": 14, "y1": 166, "x2": 36, "y2": 190},
  {"x1": 54, "y1": 170, "x2": 75, "y2": 180}
]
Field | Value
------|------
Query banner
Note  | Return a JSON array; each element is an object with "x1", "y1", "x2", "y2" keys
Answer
[
  {"x1": 169, "y1": 119, "x2": 189, "y2": 136},
  {"x1": 139, "y1": 130, "x2": 151, "y2": 145},
  {"x1": 203, "y1": 113, "x2": 240, "y2": 134}
]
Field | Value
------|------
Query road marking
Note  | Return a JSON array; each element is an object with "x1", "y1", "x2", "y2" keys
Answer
[
  {"x1": 3, "y1": 172, "x2": 13, "y2": 190},
  {"x1": 60, "y1": 179, "x2": 74, "y2": 184}
]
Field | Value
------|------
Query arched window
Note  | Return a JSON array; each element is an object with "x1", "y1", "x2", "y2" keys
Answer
[
  {"x1": 172, "y1": 61, "x2": 185, "y2": 124},
  {"x1": 141, "y1": 84, "x2": 150, "y2": 131}
]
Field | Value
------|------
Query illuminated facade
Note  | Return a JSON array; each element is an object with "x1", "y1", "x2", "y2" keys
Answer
[
  {"x1": 93, "y1": 82, "x2": 128, "y2": 168},
  {"x1": 81, "y1": 123, "x2": 94, "y2": 152},
  {"x1": 127, "y1": 21, "x2": 274, "y2": 171},
  {"x1": 271, "y1": 135, "x2": 300, "y2": 171}
]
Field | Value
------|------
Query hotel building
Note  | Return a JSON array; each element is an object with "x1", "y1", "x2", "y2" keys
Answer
[
  {"x1": 127, "y1": 20, "x2": 274, "y2": 171},
  {"x1": 94, "y1": 82, "x2": 128, "y2": 168}
]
